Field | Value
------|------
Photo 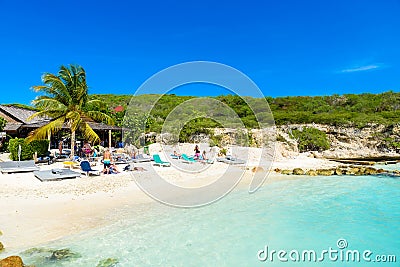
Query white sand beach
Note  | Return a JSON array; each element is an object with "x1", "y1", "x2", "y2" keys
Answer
[{"x1": 0, "y1": 145, "x2": 340, "y2": 251}]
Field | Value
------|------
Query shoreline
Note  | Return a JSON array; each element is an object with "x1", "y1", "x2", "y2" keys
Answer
[{"x1": 0, "y1": 152, "x2": 397, "y2": 253}]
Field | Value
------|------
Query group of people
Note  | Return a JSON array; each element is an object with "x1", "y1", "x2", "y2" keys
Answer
[
  {"x1": 58, "y1": 140, "x2": 99, "y2": 159},
  {"x1": 58, "y1": 139, "x2": 120, "y2": 174},
  {"x1": 193, "y1": 145, "x2": 208, "y2": 160},
  {"x1": 172, "y1": 145, "x2": 209, "y2": 161}
]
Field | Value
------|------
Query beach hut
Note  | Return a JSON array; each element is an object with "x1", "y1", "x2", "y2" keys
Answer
[{"x1": 0, "y1": 105, "x2": 122, "y2": 149}]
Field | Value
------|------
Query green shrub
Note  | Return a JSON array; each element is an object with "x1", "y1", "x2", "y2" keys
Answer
[
  {"x1": 0, "y1": 117, "x2": 6, "y2": 131},
  {"x1": 30, "y1": 140, "x2": 50, "y2": 155},
  {"x1": 276, "y1": 134, "x2": 286, "y2": 142},
  {"x1": 234, "y1": 130, "x2": 251, "y2": 146},
  {"x1": 219, "y1": 148, "x2": 227, "y2": 156},
  {"x1": 9, "y1": 138, "x2": 33, "y2": 161},
  {"x1": 8, "y1": 138, "x2": 49, "y2": 161},
  {"x1": 178, "y1": 119, "x2": 215, "y2": 143},
  {"x1": 209, "y1": 133, "x2": 223, "y2": 147},
  {"x1": 291, "y1": 127, "x2": 330, "y2": 152}
]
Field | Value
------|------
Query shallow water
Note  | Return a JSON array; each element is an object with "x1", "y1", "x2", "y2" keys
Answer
[
  {"x1": 374, "y1": 162, "x2": 400, "y2": 172},
  {"x1": 13, "y1": 175, "x2": 400, "y2": 266}
]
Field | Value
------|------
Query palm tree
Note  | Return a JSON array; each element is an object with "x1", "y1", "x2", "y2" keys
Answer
[{"x1": 27, "y1": 64, "x2": 114, "y2": 158}]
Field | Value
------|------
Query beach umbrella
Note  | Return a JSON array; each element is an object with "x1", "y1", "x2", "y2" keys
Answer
[{"x1": 18, "y1": 144, "x2": 21, "y2": 162}]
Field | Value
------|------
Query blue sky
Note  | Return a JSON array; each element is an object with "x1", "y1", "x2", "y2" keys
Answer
[{"x1": 0, "y1": 0, "x2": 399, "y2": 104}]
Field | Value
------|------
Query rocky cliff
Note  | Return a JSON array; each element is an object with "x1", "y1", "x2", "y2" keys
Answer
[
  {"x1": 144, "y1": 123, "x2": 400, "y2": 160},
  {"x1": 276, "y1": 123, "x2": 400, "y2": 159}
]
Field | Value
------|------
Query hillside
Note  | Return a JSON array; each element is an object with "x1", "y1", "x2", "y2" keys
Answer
[{"x1": 91, "y1": 91, "x2": 400, "y2": 128}]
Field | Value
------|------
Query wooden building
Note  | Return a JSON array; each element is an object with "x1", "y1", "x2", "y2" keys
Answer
[{"x1": 0, "y1": 105, "x2": 121, "y2": 148}]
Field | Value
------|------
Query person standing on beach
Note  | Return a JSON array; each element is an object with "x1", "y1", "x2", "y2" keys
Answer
[
  {"x1": 103, "y1": 148, "x2": 112, "y2": 174},
  {"x1": 58, "y1": 140, "x2": 63, "y2": 157},
  {"x1": 83, "y1": 141, "x2": 92, "y2": 158}
]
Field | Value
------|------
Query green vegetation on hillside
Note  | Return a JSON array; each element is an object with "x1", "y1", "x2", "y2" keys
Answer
[
  {"x1": 91, "y1": 91, "x2": 400, "y2": 130},
  {"x1": 290, "y1": 127, "x2": 330, "y2": 152},
  {"x1": 3, "y1": 91, "x2": 399, "y2": 148}
]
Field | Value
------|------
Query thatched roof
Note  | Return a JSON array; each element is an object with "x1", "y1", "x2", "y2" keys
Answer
[
  {"x1": 0, "y1": 105, "x2": 121, "y2": 132},
  {"x1": 88, "y1": 122, "x2": 121, "y2": 130},
  {"x1": 3, "y1": 123, "x2": 23, "y2": 131},
  {"x1": 19, "y1": 120, "x2": 121, "y2": 131},
  {"x1": 0, "y1": 105, "x2": 49, "y2": 124}
]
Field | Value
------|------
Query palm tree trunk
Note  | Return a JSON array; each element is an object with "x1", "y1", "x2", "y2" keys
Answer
[{"x1": 71, "y1": 130, "x2": 75, "y2": 159}]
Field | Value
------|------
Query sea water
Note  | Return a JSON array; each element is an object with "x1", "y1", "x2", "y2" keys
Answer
[{"x1": 15, "y1": 175, "x2": 400, "y2": 266}]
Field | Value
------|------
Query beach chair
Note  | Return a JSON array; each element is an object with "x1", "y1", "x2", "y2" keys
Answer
[
  {"x1": 181, "y1": 154, "x2": 196, "y2": 164},
  {"x1": 203, "y1": 159, "x2": 215, "y2": 164},
  {"x1": 80, "y1": 161, "x2": 101, "y2": 176},
  {"x1": 132, "y1": 154, "x2": 152, "y2": 163},
  {"x1": 34, "y1": 169, "x2": 81, "y2": 182},
  {"x1": 170, "y1": 154, "x2": 180, "y2": 159},
  {"x1": 153, "y1": 154, "x2": 171, "y2": 167},
  {"x1": 112, "y1": 153, "x2": 133, "y2": 164},
  {"x1": 0, "y1": 160, "x2": 39, "y2": 173},
  {"x1": 216, "y1": 156, "x2": 246, "y2": 165}
]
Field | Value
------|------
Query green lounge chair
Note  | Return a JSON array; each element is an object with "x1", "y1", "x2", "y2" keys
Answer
[
  {"x1": 153, "y1": 154, "x2": 171, "y2": 167},
  {"x1": 181, "y1": 154, "x2": 196, "y2": 163}
]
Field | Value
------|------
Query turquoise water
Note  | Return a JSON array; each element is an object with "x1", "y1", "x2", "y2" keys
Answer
[
  {"x1": 374, "y1": 163, "x2": 400, "y2": 172},
  {"x1": 16, "y1": 175, "x2": 400, "y2": 266}
]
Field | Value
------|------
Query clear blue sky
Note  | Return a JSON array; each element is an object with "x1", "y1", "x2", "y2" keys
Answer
[{"x1": 1, "y1": 0, "x2": 399, "y2": 104}]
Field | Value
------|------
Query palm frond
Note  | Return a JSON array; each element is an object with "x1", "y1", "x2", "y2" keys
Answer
[
  {"x1": 59, "y1": 65, "x2": 73, "y2": 86},
  {"x1": 27, "y1": 110, "x2": 67, "y2": 121},
  {"x1": 86, "y1": 99, "x2": 108, "y2": 110},
  {"x1": 32, "y1": 97, "x2": 67, "y2": 111},
  {"x1": 31, "y1": 85, "x2": 52, "y2": 93},
  {"x1": 66, "y1": 111, "x2": 82, "y2": 131},
  {"x1": 40, "y1": 73, "x2": 71, "y2": 105},
  {"x1": 79, "y1": 122, "x2": 100, "y2": 144},
  {"x1": 27, "y1": 117, "x2": 66, "y2": 142},
  {"x1": 86, "y1": 111, "x2": 115, "y2": 125}
]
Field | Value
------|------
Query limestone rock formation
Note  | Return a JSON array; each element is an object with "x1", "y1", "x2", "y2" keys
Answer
[
  {"x1": 292, "y1": 168, "x2": 305, "y2": 175},
  {"x1": 305, "y1": 170, "x2": 318, "y2": 176},
  {"x1": 0, "y1": 256, "x2": 24, "y2": 267},
  {"x1": 96, "y1": 258, "x2": 119, "y2": 267},
  {"x1": 281, "y1": 170, "x2": 293, "y2": 175}
]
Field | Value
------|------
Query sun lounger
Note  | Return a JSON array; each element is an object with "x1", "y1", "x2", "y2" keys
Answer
[
  {"x1": 113, "y1": 157, "x2": 134, "y2": 164},
  {"x1": 181, "y1": 154, "x2": 196, "y2": 164},
  {"x1": 132, "y1": 154, "x2": 152, "y2": 163},
  {"x1": 80, "y1": 161, "x2": 101, "y2": 176},
  {"x1": 216, "y1": 157, "x2": 246, "y2": 165},
  {"x1": 112, "y1": 153, "x2": 131, "y2": 164},
  {"x1": 34, "y1": 169, "x2": 81, "y2": 182},
  {"x1": 153, "y1": 154, "x2": 171, "y2": 167},
  {"x1": 0, "y1": 160, "x2": 40, "y2": 173}
]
